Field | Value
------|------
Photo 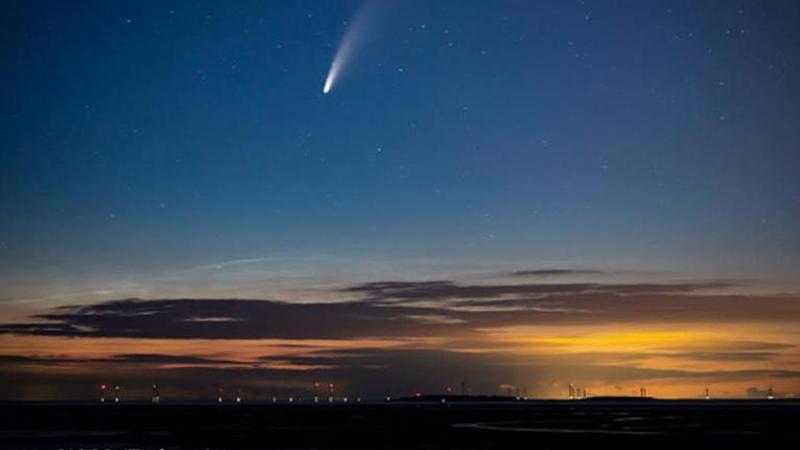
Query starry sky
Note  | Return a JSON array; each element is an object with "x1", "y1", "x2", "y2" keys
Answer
[{"x1": 1, "y1": 0, "x2": 800, "y2": 401}]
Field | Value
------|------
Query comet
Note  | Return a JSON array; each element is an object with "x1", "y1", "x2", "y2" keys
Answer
[{"x1": 323, "y1": 1, "x2": 383, "y2": 94}]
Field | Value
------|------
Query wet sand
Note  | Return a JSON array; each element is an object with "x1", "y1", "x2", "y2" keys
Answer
[{"x1": 1, "y1": 400, "x2": 798, "y2": 449}]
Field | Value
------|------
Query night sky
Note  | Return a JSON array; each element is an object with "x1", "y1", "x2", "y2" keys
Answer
[{"x1": 1, "y1": 0, "x2": 799, "y2": 401}]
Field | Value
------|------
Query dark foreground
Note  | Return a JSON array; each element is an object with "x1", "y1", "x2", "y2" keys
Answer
[{"x1": 1, "y1": 400, "x2": 798, "y2": 449}]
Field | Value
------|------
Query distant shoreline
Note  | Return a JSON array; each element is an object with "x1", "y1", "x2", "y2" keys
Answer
[{"x1": 1, "y1": 397, "x2": 798, "y2": 406}]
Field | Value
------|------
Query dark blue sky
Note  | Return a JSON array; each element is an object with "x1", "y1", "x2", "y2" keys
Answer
[
  {"x1": 4, "y1": 0, "x2": 800, "y2": 402},
  {"x1": 2, "y1": 0, "x2": 799, "y2": 295}
]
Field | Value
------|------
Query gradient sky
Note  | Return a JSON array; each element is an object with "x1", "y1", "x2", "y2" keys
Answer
[{"x1": 1, "y1": 0, "x2": 800, "y2": 400}]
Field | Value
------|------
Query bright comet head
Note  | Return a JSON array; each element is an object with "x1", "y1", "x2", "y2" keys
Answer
[
  {"x1": 322, "y1": 48, "x2": 343, "y2": 94},
  {"x1": 323, "y1": 72, "x2": 334, "y2": 94}
]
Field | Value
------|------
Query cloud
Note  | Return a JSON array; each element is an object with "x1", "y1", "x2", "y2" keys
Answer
[
  {"x1": 0, "y1": 298, "x2": 465, "y2": 340},
  {"x1": 1, "y1": 279, "x2": 798, "y2": 340},
  {"x1": 510, "y1": 269, "x2": 604, "y2": 277},
  {"x1": 5, "y1": 346, "x2": 800, "y2": 384},
  {"x1": 657, "y1": 351, "x2": 777, "y2": 362},
  {"x1": 661, "y1": 341, "x2": 796, "y2": 352},
  {"x1": 0, "y1": 353, "x2": 244, "y2": 366},
  {"x1": 342, "y1": 280, "x2": 737, "y2": 304}
]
